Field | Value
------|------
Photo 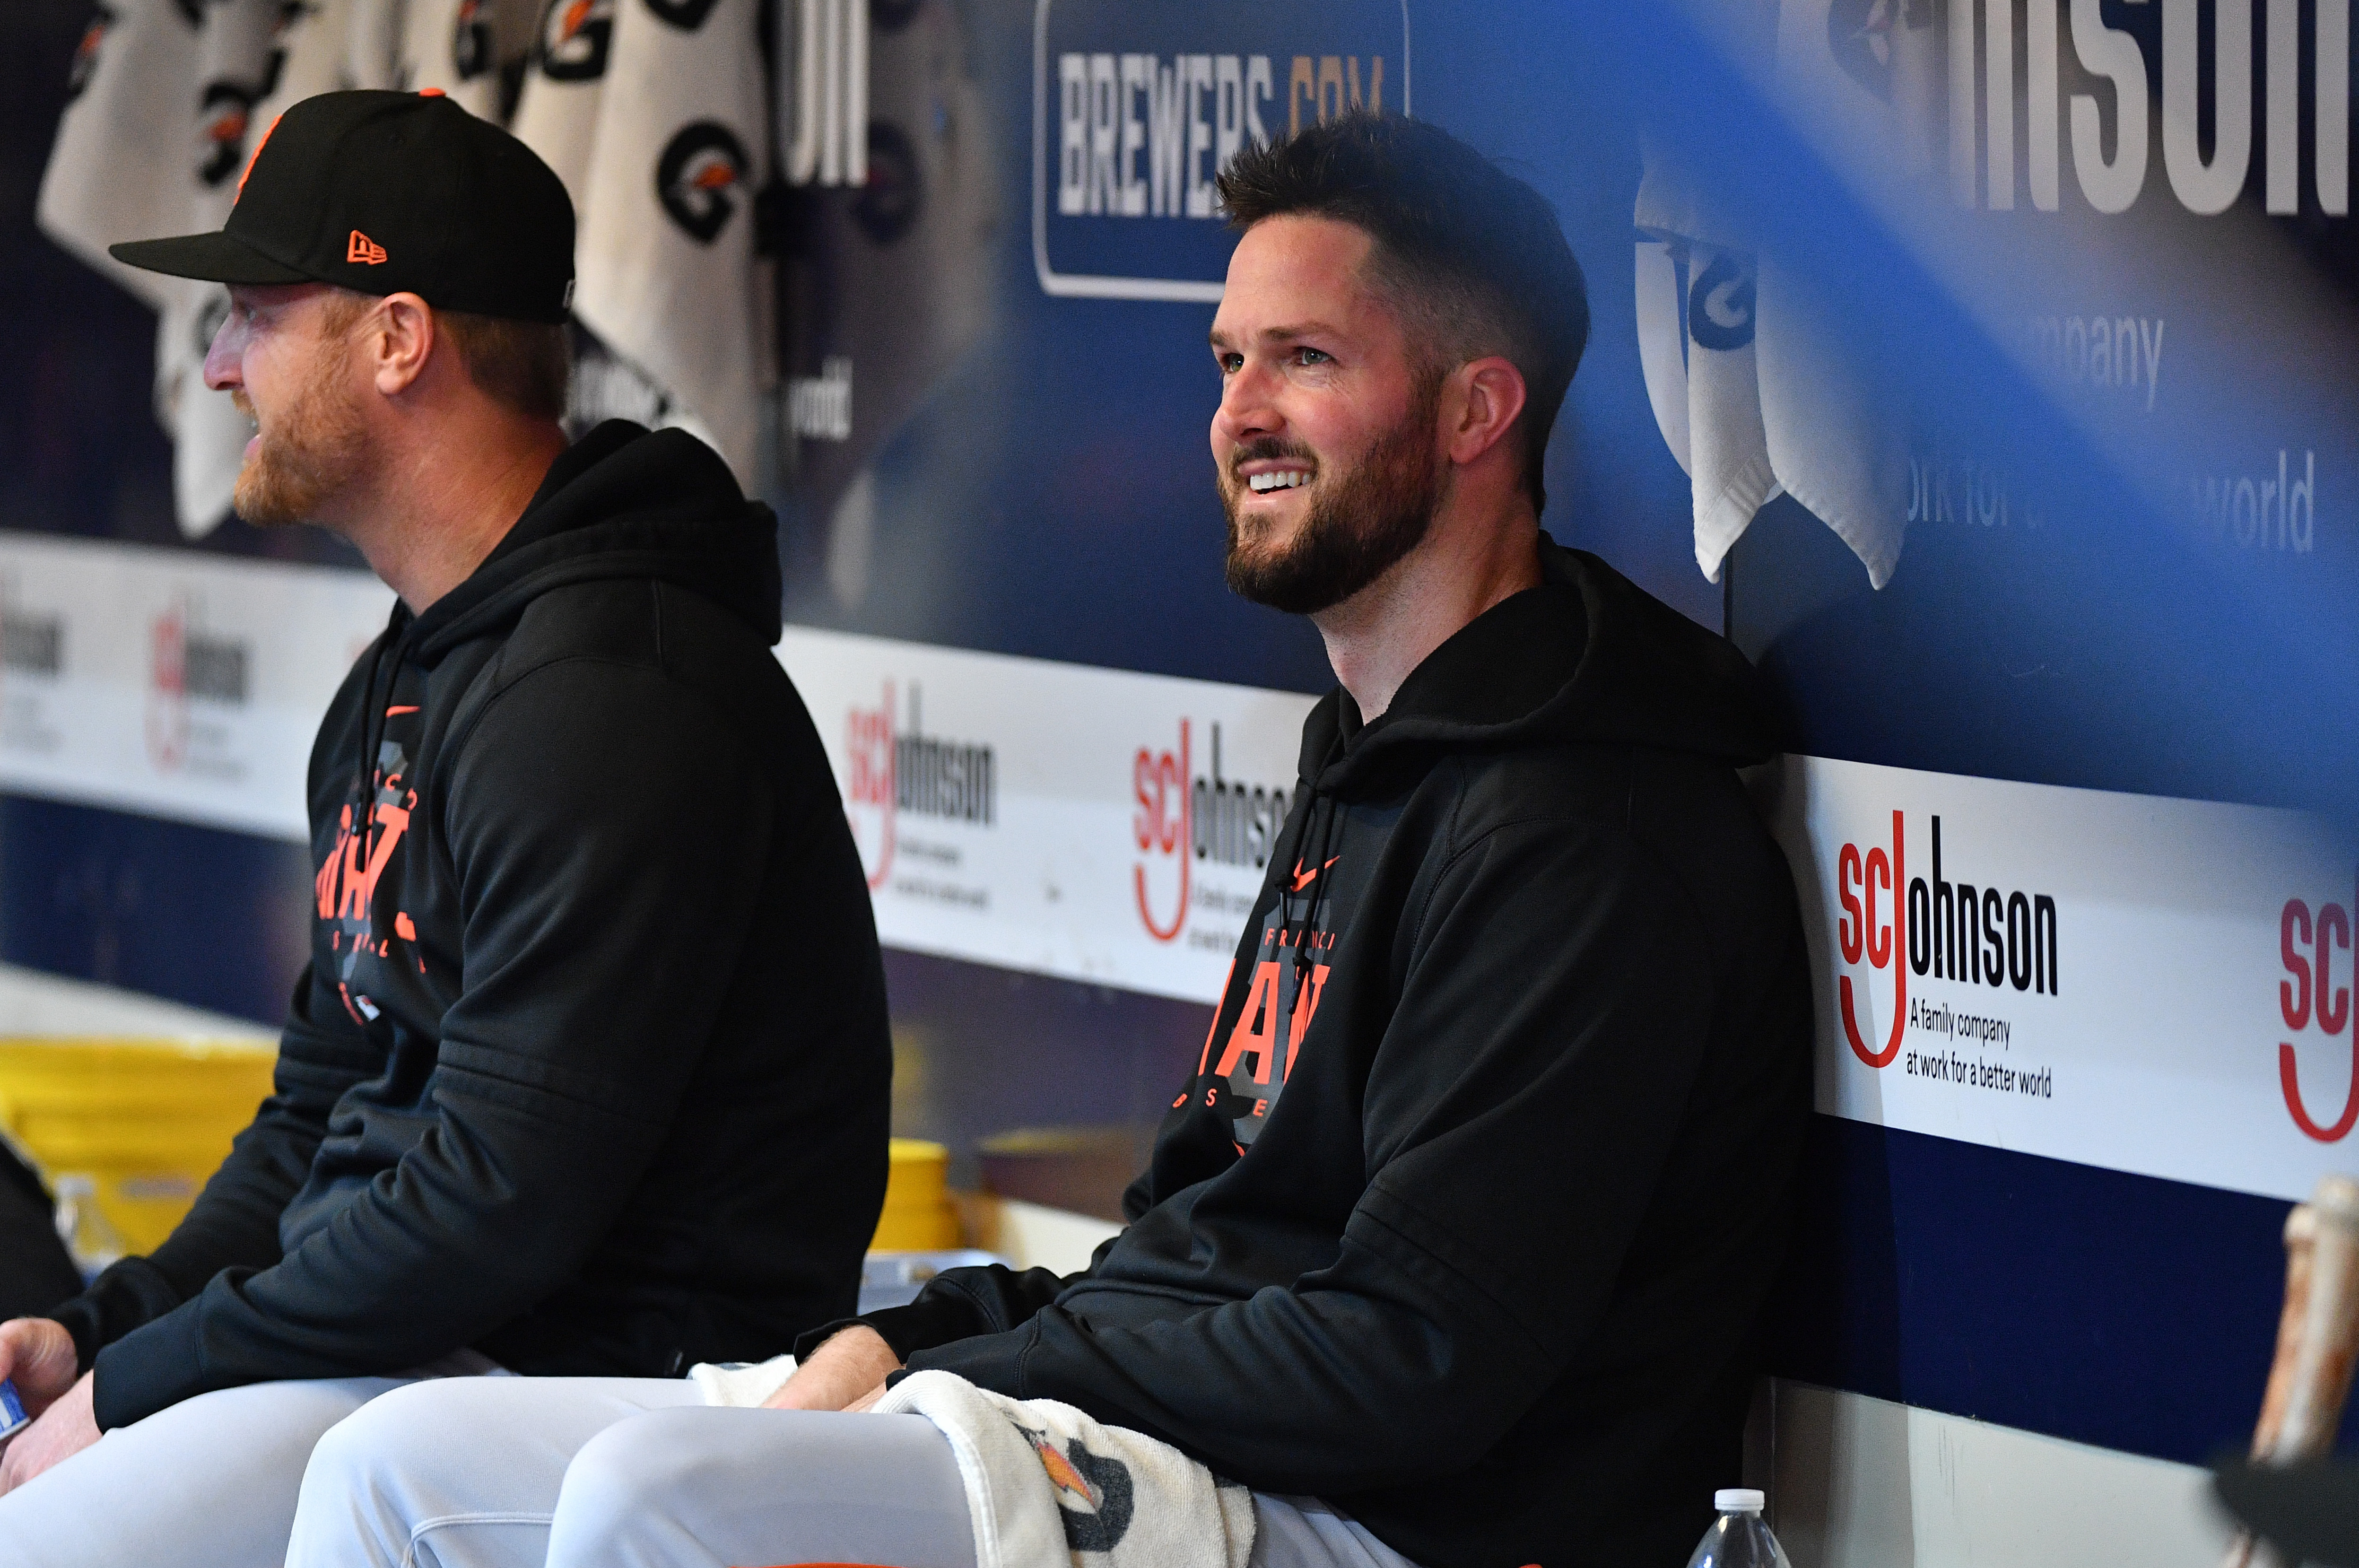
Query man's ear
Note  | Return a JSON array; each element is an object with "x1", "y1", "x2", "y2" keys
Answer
[
  {"x1": 362, "y1": 293, "x2": 437, "y2": 398},
  {"x1": 1445, "y1": 355, "x2": 1528, "y2": 469}
]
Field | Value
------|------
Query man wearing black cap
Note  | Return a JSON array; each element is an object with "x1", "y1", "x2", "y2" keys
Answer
[{"x1": 0, "y1": 89, "x2": 893, "y2": 1562}]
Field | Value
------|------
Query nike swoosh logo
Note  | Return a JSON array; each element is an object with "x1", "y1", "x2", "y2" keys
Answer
[{"x1": 1289, "y1": 855, "x2": 1340, "y2": 892}]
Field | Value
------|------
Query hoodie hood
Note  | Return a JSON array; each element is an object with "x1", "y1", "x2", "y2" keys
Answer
[
  {"x1": 1297, "y1": 534, "x2": 1784, "y2": 794},
  {"x1": 407, "y1": 420, "x2": 783, "y2": 663},
  {"x1": 338, "y1": 421, "x2": 782, "y2": 807}
]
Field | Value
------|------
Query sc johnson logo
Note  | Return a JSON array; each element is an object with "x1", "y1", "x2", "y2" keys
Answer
[
  {"x1": 1834, "y1": 811, "x2": 2059, "y2": 1070},
  {"x1": 1030, "y1": 0, "x2": 1411, "y2": 302},
  {"x1": 146, "y1": 594, "x2": 250, "y2": 776},
  {"x1": 2280, "y1": 870, "x2": 2359, "y2": 1141},
  {"x1": 1928, "y1": 0, "x2": 2348, "y2": 217},
  {"x1": 1133, "y1": 719, "x2": 1292, "y2": 946},
  {"x1": 842, "y1": 680, "x2": 997, "y2": 893}
]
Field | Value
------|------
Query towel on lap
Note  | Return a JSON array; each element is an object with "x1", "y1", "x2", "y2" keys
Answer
[{"x1": 876, "y1": 1368, "x2": 1256, "y2": 1568}]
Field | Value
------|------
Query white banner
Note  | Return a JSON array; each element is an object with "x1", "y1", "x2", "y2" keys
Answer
[
  {"x1": 0, "y1": 533, "x2": 393, "y2": 842},
  {"x1": 777, "y1": 626, "x2": 1314, "y2": 1004},
  {"x1": 1759, "y1": 754, "x2": 2359, "y2": 1203},
  {"x1": 9, "y1": 539, "x2": 2355, "y2": 1211},
  {"x1": 0, "y1": 542, "x2": 1323, "y2": 1009}
]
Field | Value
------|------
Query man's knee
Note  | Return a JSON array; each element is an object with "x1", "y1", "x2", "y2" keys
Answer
[
  {"x1": 557, "y1": 1407, "x2": 721, "y2": 1526},
  {"x1": 302, "y1": 1378, "x2": 443, "y2": 1495}
]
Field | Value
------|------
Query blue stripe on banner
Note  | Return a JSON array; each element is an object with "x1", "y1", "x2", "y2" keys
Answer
[
  {"x1": 0, "y1": 793, "x2": 310, "y2": 1027},
  {"x1": 1767, "y1": 1114, "x2": 2349, "y2": 1465}
]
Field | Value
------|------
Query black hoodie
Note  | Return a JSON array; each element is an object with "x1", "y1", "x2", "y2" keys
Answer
[
  {"x1": 833, "y1": 540, "x2": 1812, "y2": 1568},
  {"x1": 55, "y1": 423, "x2": 892, "y2": 1431}
]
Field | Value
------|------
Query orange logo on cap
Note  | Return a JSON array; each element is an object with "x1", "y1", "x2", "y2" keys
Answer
[
  {"x1": 235, "y1": 112, "x2": 282, "y2": 200},
  {"x1": 347, "y1": 230, "x2": 388, "y2": 265}
]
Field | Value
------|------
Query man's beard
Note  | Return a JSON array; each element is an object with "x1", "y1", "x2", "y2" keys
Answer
[
  {"x1": 1219, "y1": 378, "x2": 1448, "y2": 617},
  {"x1": 231, "y1": 343, "x2": 370, "y2": 529}
]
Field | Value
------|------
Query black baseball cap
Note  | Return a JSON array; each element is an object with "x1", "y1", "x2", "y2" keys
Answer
[{"x1": 109, "y1": 89, "x2": 574, "y2": 324}]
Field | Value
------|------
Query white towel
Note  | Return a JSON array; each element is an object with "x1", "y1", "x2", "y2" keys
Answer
[
  {"x1": 1633, "y1": 0, "x2": 1920, "y2": 590},
  {"x1": 38, "y1": 0, "x2": 289, "y2": 539},
  {"x1": 875, "y1": 1369, "x2": 1256, "y2": 1568},
  {"x1": 566, "y1": 0, "x2": 772, "y2": 485},
  {"x1": 1758, "y1": 0, "x2": 1919, "y2": 588},
  {"x1": 1634, "y1": 157, "x2": 1781, "y2": 585},
  {"x1": 508, "y1": 0, "x2": 611, "y2": 207},
  {"x1": 1754, "y1": 258, "x2": 1910, "y2": 588},
  {"x1": 159, "y1": 0, "x2": 283, "y2": 540},
  {"x1": 398, "y1": 0, "x2": 540, "y2": 120},
  {"x1": 1635, "y1": 153, "x2": 1908, "y2": 590},
  {"x1": 689, "y1": 1352, "x2": 800, "y2": 1408},
  {"x1": 36, "y1": 0, "x2": 192, "y2": 313}
]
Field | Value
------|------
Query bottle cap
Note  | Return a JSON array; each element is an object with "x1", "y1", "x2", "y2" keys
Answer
[{"x1": 1716, "y1": 1489, "x2": 1766, "y2": 1513}]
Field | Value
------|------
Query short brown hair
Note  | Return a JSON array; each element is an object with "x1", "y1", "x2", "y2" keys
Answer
[
  {"x1": 1217, "y1": 113, "x2": 1590, "y2": 513},
  {"x1": 320, "y1": 290, "x2": 571, "y2": 421},
  {"x1": 435, "y1": 309, "x2": 571, "y2": 422}
]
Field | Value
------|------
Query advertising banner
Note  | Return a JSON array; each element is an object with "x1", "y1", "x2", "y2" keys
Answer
[
  {"x1": 1762, "y1": 753, "x2": 2359, "y2": 1205},
  {"x1": 778, "y1": 624, "x2": 1313, "y2": 1003},
  {"x1": 9, "y1": 531, "x2": 2355, "y2": 1216},
  {"x1": 0, "y1": 534, "x2": 392, "y2": 842}
]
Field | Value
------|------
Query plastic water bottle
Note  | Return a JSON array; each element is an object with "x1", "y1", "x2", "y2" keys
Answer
[
  {"x1": 1683, "y1": 1489, "x2": 1792, "y2": 1568},
  {"x1": 52, "y1": 1174, "x2": 125, "y2": 1282}
]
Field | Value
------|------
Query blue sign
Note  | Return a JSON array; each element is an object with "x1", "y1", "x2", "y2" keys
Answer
[{"x1": 1030, "y1": 0, "x2": 1412, "y2": 301}]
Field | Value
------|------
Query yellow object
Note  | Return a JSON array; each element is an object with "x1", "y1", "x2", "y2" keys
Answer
[
  {"x1": 0, "y1": 1038, "x2": 277, "y2": 1258},
  {"x1": 0, "y1": 1042, "x2": 964, "y2": 1261},
  {"x1": 872, "y1": 1137, "x2": 960, "y2": 1250}
]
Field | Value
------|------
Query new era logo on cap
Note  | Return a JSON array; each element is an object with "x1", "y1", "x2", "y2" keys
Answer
[{"x1": 347, "y1": 230, "x2": 387, "y2": 265}]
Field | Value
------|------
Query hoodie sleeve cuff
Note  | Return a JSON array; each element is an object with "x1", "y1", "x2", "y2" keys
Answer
[
  {"x1": 47, "y1": 1255, "x2": 191, "y2": 1377},
  {"x1": 89, "y1": 1300, "x2": 207, "y2": 1431},
  {"x1": 791, "y1": 1281, "x2": 988, "y2": 1366}
]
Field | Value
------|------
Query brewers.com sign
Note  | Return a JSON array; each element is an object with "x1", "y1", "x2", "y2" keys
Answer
[{"x1": 1030, "y1": 0, "x2": 1412, "y2": 301}]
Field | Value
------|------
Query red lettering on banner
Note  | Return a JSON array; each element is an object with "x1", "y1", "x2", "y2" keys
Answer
[
  {"x1": 1838, "y1": 810, "x2": 1907, "y2": 1069},
  {"x1": 1133, "y1": 719, "x2": 1190, "y2": 941},
  {"x1": 2281, "y1": 1036, "x2": 2359, "y2": 1142},
  {"x1": 2285, "y1": 899, "x2": 2315, "y2": 1029},
  {"x1": 2320, "y1": 905, "x2": 2351, "y2": 1037},
  {"x1": 1837, "y1": 842, "x2": 1863, "y2": 965},
  {"x1": 2281, "y1": 871, "x2": 2359, "y2": 1142},
  {"x1": 1864, "y1": 846, "x2": 1892, "y2": 968},
  {"x1": 844, "y1": 681, "x2": 897, "y2": 890}
]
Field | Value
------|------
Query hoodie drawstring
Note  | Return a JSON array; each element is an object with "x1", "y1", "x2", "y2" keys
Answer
[
  {"x1": 351, "y1": 608, "x2": 415, "y2": 828},
  {"x1": 1280, "y1": 786, "x2": 1340, "y2": 1013},
  {"x1": 352, "y1": 634, "x2": 392, "y2": 806}
]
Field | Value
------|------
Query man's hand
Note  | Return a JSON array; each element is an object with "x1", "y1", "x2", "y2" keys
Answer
[
  {"x1": 0, "y1": 1318, "x2": 80, "y2": 1420},
  {"x1": 0, "y1": 1319, "x2": 99, "y2": 1496},
  {"x1": 0, "y1": 1371, "x2": 98, "y2": 1496},
  {"x1": 761, "y1": 1325, "x2": 900, "y2": 1412}
]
